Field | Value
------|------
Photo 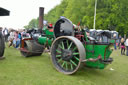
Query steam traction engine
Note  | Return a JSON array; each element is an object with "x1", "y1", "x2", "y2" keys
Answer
[{"x1": 20, "y1": 7, "x2": 116, "y2": 74}]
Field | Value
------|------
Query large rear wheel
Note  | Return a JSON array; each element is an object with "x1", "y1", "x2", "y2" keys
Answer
[
  {"x1": 0, "y1": 32, "x2": 5, "y2": 59},
  {"x1": 51, "y1": 36, "x2": 85, "y2": 74}
]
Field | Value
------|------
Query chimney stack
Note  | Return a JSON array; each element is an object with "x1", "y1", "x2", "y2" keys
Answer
[{"x1": 39, "y1": 7, "x2": 44, "y2": 32}]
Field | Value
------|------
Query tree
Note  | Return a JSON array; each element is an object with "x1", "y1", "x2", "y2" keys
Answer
[{"x1": 25, "y1": 0, "x2": 128, "y2": 35}]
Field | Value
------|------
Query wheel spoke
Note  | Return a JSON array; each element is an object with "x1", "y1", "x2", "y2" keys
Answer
[
  {"x1": 61, "y1": 61, "x2": 66, "y2": 68},
  {"x1": 57, "y1": 58, "x2": 62, "y2": 63},
  {"x1": 66, "y1": 40, "x2": 69, "y2": 47},
  {"x1": 61, "y1": 41, "x2": 65, "y2": 49},
  {"x1": 74, "y1": 56, "x2": 79, "y2": 61},
  {"x1": 59, "y1": 44, "x2": 64, "y2": 49},
  {"x1": 56, "y1": 50, "x2": 61, "y2": 53},
  {"x1": 65, "y1": 61, "x2": 68, "y2": 70},
  {"x1": 56, "y1": 55, "x2": 61, "y2": 57},
  {"x1": 73, "y1": 52, "x2": 79, "y2": 55},
  {"x1": 70, "y1": 60, "x2": 77, "y2": 67},
  {"x1": 72, "y1": 47, "x2": 77, "y2": 51},
  {"x1": 70, "y1": 63, "x2": 73, "y2": 70},
  {"x1": 68, "y1": 42, "x2": 73, "y2": 50}
]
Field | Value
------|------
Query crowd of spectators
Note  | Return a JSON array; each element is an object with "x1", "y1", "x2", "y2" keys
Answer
[{"x1": 0, "y1": 27, "x2": 27, "y2": 49}]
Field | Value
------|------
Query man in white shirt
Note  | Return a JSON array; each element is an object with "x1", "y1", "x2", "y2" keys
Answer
[
  {"x1": 3, "y1": 28, "x2": 9, "y2": 42},
  {"x1": 125, "y1": 38, "x2": 128, "y2": 56}
]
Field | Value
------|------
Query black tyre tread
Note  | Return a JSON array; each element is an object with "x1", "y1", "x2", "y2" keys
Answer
[{"x1": 0, "y1": 32, "x2": 5, "y2": 57}]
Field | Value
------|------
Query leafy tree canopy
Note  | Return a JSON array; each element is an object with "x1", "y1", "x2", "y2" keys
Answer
[{"x1": 24, "y1": 0, "x2": 128, "y2": 36}]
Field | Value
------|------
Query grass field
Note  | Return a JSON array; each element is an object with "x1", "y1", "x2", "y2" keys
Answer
[{"x1": 0, "y1": 45, "x2": 128, "y2": 85}]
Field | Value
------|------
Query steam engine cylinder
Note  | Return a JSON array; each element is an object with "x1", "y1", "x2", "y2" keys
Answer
[{"x1": 38, "y1": 37, "x2": 52, "y2": 46}]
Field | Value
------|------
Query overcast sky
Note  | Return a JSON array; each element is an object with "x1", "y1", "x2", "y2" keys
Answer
[{"x1": 0, "y1": 0, "x2": 61, "y2": 29}]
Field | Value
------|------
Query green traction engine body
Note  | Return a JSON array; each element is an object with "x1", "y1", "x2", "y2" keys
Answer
[{"x1": 20, "y1": 17, "x2": 116, "y2": 74}]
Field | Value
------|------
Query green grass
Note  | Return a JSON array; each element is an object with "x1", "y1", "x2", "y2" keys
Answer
[{"x1": 0, "y1": 46, "x2": 128, "y2": 85}]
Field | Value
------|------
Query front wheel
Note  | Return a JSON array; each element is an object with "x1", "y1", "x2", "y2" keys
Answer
[
  {"x1": 20, "y1": 40, "x2": 44, "y2": 57},
  {"x1": 51, "y1": 36, "x2": 85, "y2": 74}
]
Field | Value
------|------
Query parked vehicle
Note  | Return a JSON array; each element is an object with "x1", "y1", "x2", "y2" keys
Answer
[
  {"x1": 19, "y1": 7, "x2": 116, "y2": 74},
  {"x1": 0, "y1": 7, "x2": 10, "y2": 59}
]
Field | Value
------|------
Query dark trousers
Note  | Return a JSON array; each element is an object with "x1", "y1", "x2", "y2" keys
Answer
[
  {"x1": 126, "y1": 46, "x2": 128, "y2": 56},
  {"x1": 121, "y1": 48, "x2": 125, "y2": 55},
  {"x1": 4, "y1": 35, "x2": 8, "y2": 42}
]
